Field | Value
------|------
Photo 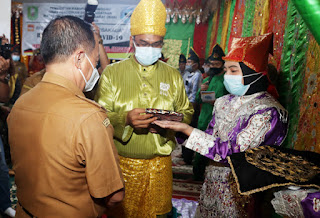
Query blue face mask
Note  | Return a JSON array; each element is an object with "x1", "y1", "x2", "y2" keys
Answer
[
  {"x1": 133, "y1": 42, "x2": 162, "y2": 66},
  {"x1": 223, "y1": 73, "x2": 263, "y2": 96},
  {"x1": 12, "y1": 55, "x2": 20, "y2": 62}
]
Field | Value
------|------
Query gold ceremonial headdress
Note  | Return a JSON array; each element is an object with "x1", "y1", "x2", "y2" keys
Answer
[{"x1": 130, "y1": 0, "x2": 167, "y2": 37}]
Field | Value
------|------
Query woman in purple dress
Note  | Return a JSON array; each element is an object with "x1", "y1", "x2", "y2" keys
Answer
[{"x1": 154, "y1": 33, "x2": 288, "y2": 217}]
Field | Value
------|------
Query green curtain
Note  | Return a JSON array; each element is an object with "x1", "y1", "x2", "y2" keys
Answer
[
  {"x1": 242, "y1": 0, "x2": 256, "y2": 37},
  {"x1": 216, "y1": 0, "x2": 225, "y2": 45},
  {"x1": 165, "y1": 19, "x2": 195, "y2": 56},
  {"x1": 278, "y1": 0, "x2": 309, "y2": 148}
]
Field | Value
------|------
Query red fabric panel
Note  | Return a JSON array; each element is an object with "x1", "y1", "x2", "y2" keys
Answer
[
  {"x1": 193, "y1": 22, "x2": 209, "y2": 64},
  {"x1": 267, "y1": 0, "x2": 289, "y2": 70}
]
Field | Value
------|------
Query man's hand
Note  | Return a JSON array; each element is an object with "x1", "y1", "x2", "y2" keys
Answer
[
  {"x1": 153, "y1": 120, "x2": 194, "y2": 136},
  {"x1": 0, "y1": 34, "x2": 9, "y2": 45},
  {"x1": 105, "y1": 188, "x2": 125, "y2": 208},
  {"x1": 0, "y1": 56, "x2": 10, "y2": 76},
  {"x1": 200, "y1": 82, "x2": 209, "y2": 91},
  {"x1": 126, "y1": 108, "x2": 157, "y2": 129},
  {"x1": 92, "y1": 22, "x2": 101, "y2": 37}
]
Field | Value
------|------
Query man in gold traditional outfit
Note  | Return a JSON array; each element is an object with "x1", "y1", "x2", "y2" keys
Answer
[{"x1": 94, "y1": 0, "x2": 193, "y2": 217}]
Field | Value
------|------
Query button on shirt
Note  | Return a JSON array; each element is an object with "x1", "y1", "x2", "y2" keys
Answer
[
  {"x1": 8, "y1": 73, "x2": 124, "y2": 217},
  {"x1": 95, "y1": 56, "x2": 194, "y2": 159}
]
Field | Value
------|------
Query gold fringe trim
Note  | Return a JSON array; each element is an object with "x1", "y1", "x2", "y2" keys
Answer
[{"x1": 227, "y1": 156, "x2": 320, "y2": 196}]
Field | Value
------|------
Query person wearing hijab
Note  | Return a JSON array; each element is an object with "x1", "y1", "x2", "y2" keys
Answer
[{"x1": 154, "y1": 33, "x2": 288, "y2": 217}]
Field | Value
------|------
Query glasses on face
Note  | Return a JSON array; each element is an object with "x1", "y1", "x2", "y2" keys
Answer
[
  {"x1": 209, "y1": 62, "x2": 222, "y2": 68},
  {"x1": 134, "y1": 40, "x2": 164, "y2": 48}
]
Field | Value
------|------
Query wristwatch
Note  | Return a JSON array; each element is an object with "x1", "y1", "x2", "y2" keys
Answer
[
  {"x1": 0, "y1": 73, "x2": 10, "y2": 84},
  {"x1": 99, "y1": 38, "x2": 103, "y2": 45}
]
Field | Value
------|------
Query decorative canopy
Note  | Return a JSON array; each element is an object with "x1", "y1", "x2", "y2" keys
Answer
[{"x1": 165, "y1": 0, "x2": 221, "y2": 24}]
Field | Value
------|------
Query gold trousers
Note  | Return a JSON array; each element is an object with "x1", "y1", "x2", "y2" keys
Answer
[{"x1": 109, "y1": 155, "x2": 172, "y2": 218}]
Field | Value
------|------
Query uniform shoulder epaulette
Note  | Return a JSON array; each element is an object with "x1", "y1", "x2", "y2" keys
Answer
[{"x1": 76, "y1": 94, "x2": 107, "y2": 112}]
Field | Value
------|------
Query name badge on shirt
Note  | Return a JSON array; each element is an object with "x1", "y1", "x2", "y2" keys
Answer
[
  {"x1": 160, "y1": 82, "x2": 170, "y2": 96},
  {"x1": 103, "y1": 118, "x2": 110, "y2": 128}
]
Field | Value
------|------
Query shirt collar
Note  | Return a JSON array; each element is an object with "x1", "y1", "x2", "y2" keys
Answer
[
  {"x1": 41, "y1": 72, "x2": 85, "y2": 97},
  {"x1": 129, "y1": 55, "x2": 159, "y2": 75}
]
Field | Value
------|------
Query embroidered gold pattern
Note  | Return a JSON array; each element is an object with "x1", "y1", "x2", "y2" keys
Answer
[
  {"x1": 228, "y1": 157, "x2": 320, "y2": 196},
  {"x1": 245, "y1": 146, "x2": 320, "y2": 182},
  {"x1": 162, "y1": 39, "x2": 182, "y2": 69}
]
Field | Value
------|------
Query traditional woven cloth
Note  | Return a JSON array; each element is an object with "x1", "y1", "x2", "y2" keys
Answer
[
  {"x1": 110, "y1": 155, "x2": 173, "y2": 217},
  {"x1": 228, "y1": 145, "x2": 320, "y2": 196},
  {"x1": 196, "y1": 165, "x2": 251, "y2": 218},
  {"x1": 130, "y1": 0, "x2": 166, "y2": 36}
]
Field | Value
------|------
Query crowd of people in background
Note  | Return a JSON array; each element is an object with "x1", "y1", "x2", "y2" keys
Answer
[{"x1": 0, "y1": 0, "x2": 290, "y2": 217}]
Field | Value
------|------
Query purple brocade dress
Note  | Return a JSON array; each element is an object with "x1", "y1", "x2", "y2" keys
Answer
[{"x1": 186, "y1": 92, "x2": 288, "y2": 218}]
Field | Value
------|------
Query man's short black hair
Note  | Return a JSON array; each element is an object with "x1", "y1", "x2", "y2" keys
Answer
[{"x1": 40, "y1": 16, "x2": 95, "y2": 65}]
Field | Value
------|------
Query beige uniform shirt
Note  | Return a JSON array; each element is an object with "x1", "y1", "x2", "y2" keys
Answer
[
  {"x1": 8, "y1": 72, "x2": 124, "y2": 217},
  {"x1": 20, "y1": 69, "x2": 46, "y2": 96}
]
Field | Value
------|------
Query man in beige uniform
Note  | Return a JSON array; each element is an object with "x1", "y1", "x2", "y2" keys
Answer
[
  {"x1": 19, "y1": 69, "x2": 45, "y2": 96},
  {"x1": 7, "y1": 16, "x2": 124, "y2": 217}
]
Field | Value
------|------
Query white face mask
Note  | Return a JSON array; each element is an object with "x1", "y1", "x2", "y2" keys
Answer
[
  {"x1": 133, "y1": 42, "x2": 162, "y2": 66},
  {"x1": 185, "y1": 65, "x2": 192, "y2": 72},
  {"x1": 203, "y1": 66, "x2": 210, "y2": 73},
  {"x1": 78, "y1": 53, "x2": 100, "y2": 92}
]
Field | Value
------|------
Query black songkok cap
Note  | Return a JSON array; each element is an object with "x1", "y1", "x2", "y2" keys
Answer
[
  {"x1": 187, "y1": 48, "x2": 199, "y2": 63},
  {"x1": 179, "y1": 54, "x2": 186, "y2": 63},
  {"x1": 208, "y1": 44, "x2": 225, "y2": 62}
]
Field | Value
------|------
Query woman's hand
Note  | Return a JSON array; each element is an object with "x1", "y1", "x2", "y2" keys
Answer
[{"x1": 153, "y1": 120, "x2": 194, "y2": 136}]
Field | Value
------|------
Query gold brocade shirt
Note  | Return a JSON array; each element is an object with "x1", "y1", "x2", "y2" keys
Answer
[{"x1": 95, "y1": 56, "x2": 194, "y2": 159}]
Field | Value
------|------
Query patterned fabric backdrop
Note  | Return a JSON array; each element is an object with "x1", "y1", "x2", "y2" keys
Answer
[
  {"x1": 162, "y1": 39, "x2": 183, "y2": 69},
  {"x1": 267, "y1": 0, "x2": 289, "y2": 70},
  {"x1": 295, "y1": 36, "x2": 320, "y2": 153},
  {"x1": 278, "y1": 0, "x2": 309, "y2": 149},
  {"x1": 227, "y1": 0, "x2": 246, "y2": 52},
  {"x1": 165, "y1": 0, "x2": 320, "y2": 153},
  {"x1": 164, "y1": 19, "x2": 195, "y2": 68},
  {"x1": 206, "y1": 4, "x2": 220, "y2": 57},
  {"x1": 252, "y1": 0, "x2": 269, "y2": 36},
  {"x1": 241, "y1": 0, "x2": 256, "y2": 37},
  {"x1": 224, "y1": 0, "x2": 236, "y2": 54},
  {"x1": 219, "y1": 0, "x2": 232, "y2": 51}
]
